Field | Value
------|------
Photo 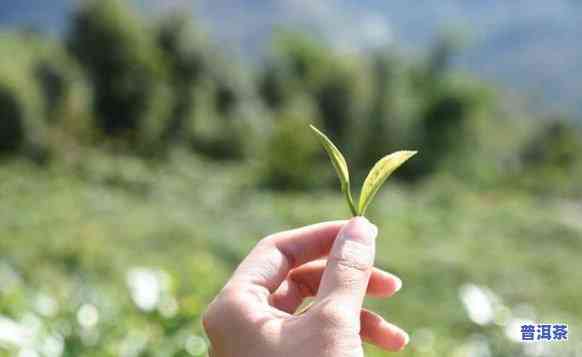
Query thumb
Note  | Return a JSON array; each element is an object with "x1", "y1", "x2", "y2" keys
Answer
[{"x1": 315, "y1": 216, "x2": 377, "y2": 315}]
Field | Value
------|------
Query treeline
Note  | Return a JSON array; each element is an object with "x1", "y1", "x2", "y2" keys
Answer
[{"x1": 0, "y1": 0, "x2": 580, "y2": 194}]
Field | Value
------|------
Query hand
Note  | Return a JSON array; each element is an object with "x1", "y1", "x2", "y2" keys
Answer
[{"x1": 203, "y1": 217, "x2": 409, "y2": 357}]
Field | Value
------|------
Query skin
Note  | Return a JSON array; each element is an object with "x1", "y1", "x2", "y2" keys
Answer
[{"x1": 203, "y1": 217, "x2": 409, "y2": 357}]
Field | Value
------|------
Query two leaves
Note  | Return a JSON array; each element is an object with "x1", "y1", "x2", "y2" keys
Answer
[{"x1": 310, "y1": 125, "x2": 417, "y2": 216}]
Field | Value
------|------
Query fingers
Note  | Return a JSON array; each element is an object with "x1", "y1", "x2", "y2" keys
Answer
[
  {"x1": 315, "y1": 217, "x2": 377, "y2": 315},
  {"x1": 227, "y1": 221, "x2": 346, "y2": 300},
  {"x1": 292, "y1": 260, "x2": 402, "y2": 298},
  {"x1": 360, "y1": 309, "x2": 409, "y2": 352},
  {"x1": 270, "y1": 260, "x2": 402, "y2": 313}
]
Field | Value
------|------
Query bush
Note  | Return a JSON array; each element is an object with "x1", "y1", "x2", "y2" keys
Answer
[
  {"x1": 260, "y1": 33, "x2": 363, "y2": 146},
  {"x1": 260, "y1": 33, "x2": 373, "y2": 164},
  {"x1": 518, "y1": 119, "x2": 582, "y2": 195},
  {"x1": 314, "y1": 58, "x2": 372, "y2": 152},
  {"x1": 183, "y1": 73, "x2": 266, "y2": 160},
  {"x1": 67, "y1": 0, "x2": 172, "y2": 154},
  {"x1": 354, "y1": 53, "x2": 422, "y2": 178},
  {"x1": 0, "y1": 31, "x2": 95, "y2": 162},
  {"x1": 406, "y1": 75, "x2": 496, "y2": 179},
  {"x1": 36, "y1": 49, "x2": 93, "y2": 135},
  {"x1": 0, "y1": 73, "x2": 46, "y2": 161},
  {"x1": 259, "y1": 96, "x2": 324, "y2": 189},
  {"x1": 156, "y1": 14, "x2": 267, "y2": 160},
  {"x1": 156, "y1": 14, "x2": 208, "y2": 141}
]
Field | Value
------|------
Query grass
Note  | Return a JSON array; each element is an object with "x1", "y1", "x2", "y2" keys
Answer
[{"x1": 0, "y1": 151, "x2": 581, "y2": 356}]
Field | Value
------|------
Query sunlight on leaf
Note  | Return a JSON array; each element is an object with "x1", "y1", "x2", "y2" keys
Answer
[
  {"x1": 309, "y1": 125, "x2": 357, "y2": 216},
  {"x1": 358, "y1": 151, "x2": 417, "y2": 215}
]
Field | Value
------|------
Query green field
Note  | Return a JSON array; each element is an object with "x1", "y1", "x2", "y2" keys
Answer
[{"x1": 1, "y1": 152, "x2": 580, "y2": 356}]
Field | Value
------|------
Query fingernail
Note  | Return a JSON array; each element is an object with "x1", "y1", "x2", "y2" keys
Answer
[
  {"x1": 341, "y1": 217, "x2": 377, "y2": 245},
  {"x1": 361, "y1": 217, "x2": 378, "y2": 239},
  {"x1": 333, "y1": 217, "x2": 377, "y2": 269},
  {"x1": 402, "y1": 331, "x2": 410, "y2": 346},
  {"x1": 393, "y1": 276, "x2": 403, "y2": 292},
  {"x1": 381, "y1": 322, "x2": 410, "y2": 349}
]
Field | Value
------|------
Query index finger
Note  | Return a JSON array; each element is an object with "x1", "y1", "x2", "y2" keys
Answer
[{"x1": 227, "y1": 220, "x2": 347, "y2": 299}]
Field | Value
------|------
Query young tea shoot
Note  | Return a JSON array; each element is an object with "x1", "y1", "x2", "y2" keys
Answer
[{"x1": 310, "y1": 125, "x2": 417, "y2": 217}]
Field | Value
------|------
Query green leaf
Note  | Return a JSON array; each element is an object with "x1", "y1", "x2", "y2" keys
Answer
[
  {"x1": 309, "y1": 125, "x2": 357, "y2": 216},
  {"x1": 358, "y1": 151, "x2": 417, "y2": 216}
]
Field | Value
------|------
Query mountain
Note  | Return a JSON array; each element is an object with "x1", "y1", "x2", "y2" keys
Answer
[
  {"x1": 193, "y1": 0, "x2": 582, "y2": 114},
  {"x1": 1, "y1": 0, "x2": 582, "y2": 114}
]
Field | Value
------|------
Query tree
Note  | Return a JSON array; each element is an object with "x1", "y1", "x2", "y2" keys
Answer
[{"x1": 67, "y1": 0, "x2": 171, "y2": 153}]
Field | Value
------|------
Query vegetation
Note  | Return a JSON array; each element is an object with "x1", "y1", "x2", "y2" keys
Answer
[
  {"x1": 0, "y1": 0, "x2": 581, "y2": 356},
  {"x1": 1, "y1": 155, "x2": 580, "y2": 357}
]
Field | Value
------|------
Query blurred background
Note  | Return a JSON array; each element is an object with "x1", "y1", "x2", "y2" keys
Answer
[{"x1": 1, "y1": 1, "x2": 581, "y2": 356}]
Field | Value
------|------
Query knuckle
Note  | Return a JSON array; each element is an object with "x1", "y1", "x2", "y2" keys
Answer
[
  {"x1": 331, "y1": 268, "x2": 363, "y2": 292},
  {"x1": 315, "y1": 302, "x2": 358, "y2": 330},
  {"x1": 258, "y1": 234, "x2": 277, "y2": 247},
  {"x1": 335, "y1": 255, "x2": 372, "y2": 273},
  {"x1": 331, "y1": 240, "x2": 374, "y2": 273},
  {"x1": 216, "y1": 287, "x2": 247, "y2": 313},
  {"x1": 203, "y1": 287, "x2": 248, "y2": 337}
]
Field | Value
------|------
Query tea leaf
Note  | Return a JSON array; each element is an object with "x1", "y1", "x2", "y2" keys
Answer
[
  {"x1": 358, "y1": 151, "x2": 417, "y2": 216},
  {"x1": 309, "y1": 125, "x2": 357, "y2": 216}
]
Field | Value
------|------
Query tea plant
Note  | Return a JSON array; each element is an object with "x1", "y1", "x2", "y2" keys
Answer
[{"x1": 310, "y1": 125, "x2": 417, "y2": 216}]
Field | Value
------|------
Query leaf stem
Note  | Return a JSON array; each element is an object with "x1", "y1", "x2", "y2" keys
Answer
[{"x1": 343, "y1": 185, "x2": 358, "y2": 216}]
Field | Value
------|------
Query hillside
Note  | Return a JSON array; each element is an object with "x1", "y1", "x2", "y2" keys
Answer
[
  {"x1": 1, "y1": 0, "x2": 582, "y2": 113},
  {"x1": 195, "y1": 0, "x2": 582, "y2": 114}
]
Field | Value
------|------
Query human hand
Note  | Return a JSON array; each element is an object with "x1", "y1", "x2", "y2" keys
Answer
[{"x1": 203, "y1": 217, "x2": 409, "y2": 357}]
